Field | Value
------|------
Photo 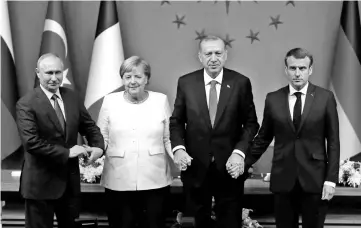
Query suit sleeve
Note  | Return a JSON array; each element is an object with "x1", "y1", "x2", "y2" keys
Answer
[
  {"x1": 16, "y1": 99, "x2": 69, "y2": 165},
  {"x1": 78, "y1": 99, "x2": 105, "y2": 151},
  {"x1": 245, "y1": 94, "x2": 274, "y2": 167},
  {"x1": 234, "y1": 78, "x2": 260, "y2": 154},
  {"x1": 170, "y1": 77, "x2": 187, "y2": 151},
  {"x1": 325, "y1": 92, "x2": 340, "y2": 183}
]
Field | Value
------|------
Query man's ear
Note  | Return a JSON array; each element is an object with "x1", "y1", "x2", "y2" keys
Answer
[
  {"x1": 309, "y1": 65, "x2": 313, "y2": 75},
  {"x1": 35, "y1": 68, "x2": 40, "y2": 78}
]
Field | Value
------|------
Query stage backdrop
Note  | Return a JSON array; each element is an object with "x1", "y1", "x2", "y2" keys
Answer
[{"x1": 3, "y1": 1, "x2": 361, "y2": 171}]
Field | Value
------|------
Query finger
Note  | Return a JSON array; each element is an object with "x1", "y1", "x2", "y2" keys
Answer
[{"x1": 321, "y1": 188, "x2": 326, "y2": 200}]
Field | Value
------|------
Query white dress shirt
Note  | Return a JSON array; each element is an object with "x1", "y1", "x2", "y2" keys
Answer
[
  {"x1": 288, "y1": 82, "x2": 335, "y2": 188},
  {"x1": 40, "y1": 84, "x2": 66, "y2": 121},
  {"x1": 173, "y1": 69, "x2": 245, "y2": 158}
]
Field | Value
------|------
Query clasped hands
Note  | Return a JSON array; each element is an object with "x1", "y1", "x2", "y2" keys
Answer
[
  {"x1": 226, "y1": 153, "x2": 245, "y2": 179},
  {"x1": 69, "y1": 144, "x2": 103, "y2": 165},
  {"x1": 174, "y1": 149, "x2": 245, "y2": 179}
]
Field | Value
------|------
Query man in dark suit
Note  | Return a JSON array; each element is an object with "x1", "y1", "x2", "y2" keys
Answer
[
  {"x1": 170, "y1": 35, "x2": 259, "y2": 228},
  {"x1": 245, "y1": 48, "x2": 340, "y2": 228},
  {"x1": 16, "y1": 53, "x2": 104, "y2": 228}
]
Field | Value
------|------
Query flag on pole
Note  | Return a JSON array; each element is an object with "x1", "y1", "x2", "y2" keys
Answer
[
  {"x1": 34, "y1": 1, "x2": 74, "y2": 89},
  {"x1": 1, "y1": 0, "x2": 22, "y2": 160},
  {"x1": 85, "y1": 0, "x2": 124, "y2": 122},
  {"x1": 330, "y1": 1, "x2": 361, "y2": 160}
]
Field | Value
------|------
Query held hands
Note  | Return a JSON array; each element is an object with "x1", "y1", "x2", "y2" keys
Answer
[
  {"x1": 69, "y1": 145, "x2": 90, "y2": 158},
  {"x1": 83, "y1": 145, "x2": 103, "y2": 165},
  {"x1": 322, "y1": 185, "x2": 335, "y2": 201},
  {"x1": 226, "y1": 153, "x2": 245, "y2": 179},
  {"x1": 174, "y1": 149, "x2": 193, "y2": 171}
]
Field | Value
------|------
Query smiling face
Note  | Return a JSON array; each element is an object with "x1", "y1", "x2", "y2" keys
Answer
[
  {"x1": 285, "y1": 56, "x2": 313, "y2": 91},
  {"x1": 122, "y1": 65, "x2": 148, "y2": 96},
  {"x1": 36, "y1": 55, "x2": 64, "y2": 93},
  {"x1": 198, "y1": 39, "x2": 227, "y2": 78}
]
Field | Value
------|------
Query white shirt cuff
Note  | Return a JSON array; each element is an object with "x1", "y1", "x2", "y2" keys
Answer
[
  {"x1": 324, "y1": 181, "x2": 336, "y2": 188},
  {"x1": 232, "y1": 149, "x2": 245, "y2": 158},
  {"x1": 172, "y1": 145, "x2": 186, "y2": 154}
]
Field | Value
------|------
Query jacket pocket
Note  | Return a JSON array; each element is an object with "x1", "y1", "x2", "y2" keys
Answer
[
  {"x1": 312, "y1": 153, "x2": 325, "y2": 161},
  {"x1": 106, "y1": 149, "x2": 125, "y2": 158}
]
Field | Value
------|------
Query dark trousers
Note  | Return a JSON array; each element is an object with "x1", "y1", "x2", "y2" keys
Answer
[
  {"x1": 105, "y1": 186, "x2": 169, "y2": 228},
  {"x1": 25, "y1": 188, "x2": 79, "y2": 228},
  {"x1": 183, "y1": 162, "x2": 244, "y2": 228},
  {"x1": 274, "y1": 180, "x2": 329, "y2": 228}
]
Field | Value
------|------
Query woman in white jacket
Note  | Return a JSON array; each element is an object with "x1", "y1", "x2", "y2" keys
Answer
[{"x1": 97, "y1": 56, "x2": 176, "y2": 228}]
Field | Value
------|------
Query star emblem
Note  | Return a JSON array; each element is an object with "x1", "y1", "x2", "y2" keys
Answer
[
  {"x1": 161, "y1": 1, "x2": 170, "y2": 6},
  {"x1": 269, "y1": 15, "x2": 283, "y2": 30},
  {"x1": 224, "y1": 34, "x2": 235, "y2": 48},
  {"x1": 285, "y1": 1, "x2": 295, "y2": 7},
  {"x1": 195, "y1": 29, "x2": 207, "y2": 41},
  {"x1": 61, "y1": 68, "x2": 72, "y2": 87},
  {"x1": 246, "y1": 30, "x2": 260, "y2": 44},
  {"x1": 253, "y1": 0, "x2": 259, "y2": 4},
  {"x1": 172, "y1": 15, "x2": 186, "y2": 29}
]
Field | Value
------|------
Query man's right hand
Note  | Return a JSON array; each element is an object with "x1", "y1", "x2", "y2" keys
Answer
[
  {"x1": 174, "y1": 149, "x2": 193, "y2": 171},
  {"x1": 69, "y1": 145, "x2": 90, "y2": 158}
]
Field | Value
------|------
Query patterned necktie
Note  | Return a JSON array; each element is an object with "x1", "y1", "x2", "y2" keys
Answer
[
  {"x1": 209, "y1": 80, "x2": 218, "y2": 127},
  {"x1": 51, "y1": 94, "x2": 65, "y2": 132},
  {"x1": 293, "y1": 92, "x2": 302, "y2": 131}
]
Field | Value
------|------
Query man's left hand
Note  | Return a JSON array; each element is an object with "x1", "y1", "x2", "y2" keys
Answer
[
  {"x1": 226, "y1": 153, "x2": 244, "y2": 179},
  {"x1": 322, "y1": 185, "x2": 335, "y2": 201},
  {"x1": 84, "y1": 145, "x2": 103, "y2": 165}
]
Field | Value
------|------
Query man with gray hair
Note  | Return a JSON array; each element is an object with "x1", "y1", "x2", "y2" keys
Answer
[
  {"x1": 16, "y1": 53, "x2": 104, "y2": 228},
  {"x1": 170, "y1": 35, "x2": 259, "y2": 228}
]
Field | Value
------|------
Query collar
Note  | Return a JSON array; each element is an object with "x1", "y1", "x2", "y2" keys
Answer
[
  {"x1": 40, "y1": 84, "x2": 62, "y2": 101},
  {"x1": 289, "y1": 82, "x2": 309, "y2": 96},
  {"x1": 204, "y1": 68, "x2": 223, "y2": 86}
]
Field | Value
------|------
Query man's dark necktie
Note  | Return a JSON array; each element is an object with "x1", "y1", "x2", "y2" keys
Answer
[
  {"x1": 293, "y1": 92, "x2": 302, "y2": 131},
  {"x1": 51, "y1": 94, "x2": 65, "y2": 132},
  {"x1": 209, "y1": 80, "x2": 218, "y2": 127}
]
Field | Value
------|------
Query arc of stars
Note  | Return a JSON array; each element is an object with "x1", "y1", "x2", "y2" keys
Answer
[
  {"x1": 224, "y1": 34, "x2": 235, "y2": 48},
  {"x1": 173, "y1": 15, "x2": 186, "y2": 29},
  {"x1": 246, "y1": 30, "x2": 260, "y2": 44},
  {"x1": 269, "y1": 15, "x2": 283, "y2": 30}
]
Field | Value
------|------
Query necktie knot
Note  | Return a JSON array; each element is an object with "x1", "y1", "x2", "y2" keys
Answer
[
  {"x1": 210, "y1": 80, "x2": 217, "y2": 88},
  {"x1": 294, "y1": 92, "x2": 302, "y2": 99},
  {"x1": 51, "y1": 94, "x2": 59, "y2": 101}
]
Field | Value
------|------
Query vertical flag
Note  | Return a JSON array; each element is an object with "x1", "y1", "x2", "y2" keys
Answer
[
  {"x1": 1, "y1": 0, "x2": 22, "y2": 160},
  {"x1": 330, "y1": 1, "x2": 361, "y2": 160},
  {"x1": 84, "y1": 0, "x2": 124, "y2": 122},
  {"x1": 34, "y1": 1, "x2": 74, "y2": 89}
]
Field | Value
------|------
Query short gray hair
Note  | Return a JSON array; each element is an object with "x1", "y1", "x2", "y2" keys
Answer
[
  {"x1": 198, "y1": 35, "x2": 226, "y2": 51},
  {"x1": 119, "y1": 56, "x2": 151, "y2": 80},
  {"x1": 36, "y1": 53, "x2": 64, "y2": 70}
]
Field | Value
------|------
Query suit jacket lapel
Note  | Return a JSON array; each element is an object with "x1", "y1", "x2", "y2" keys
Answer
[
  {"x1": 36, "y1": 87, "x2": 64, "y2": 135},
  {"x1": 298, "y1": 83, "x2": 316, "y2": 134},
  {"x1": 213, "y1": 72, "x2": 233, "y2": 128},
  {"x1": 194, "y1": 72, "x2": 212, "y2": 129},
  {"x1": 283, "y1": 86, "x2": 296, "y2": 133}
]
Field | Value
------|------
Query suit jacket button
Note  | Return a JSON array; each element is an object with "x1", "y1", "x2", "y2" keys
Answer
[{"x1": 296, "y1": 136, "x2": 300, "y2": 139}]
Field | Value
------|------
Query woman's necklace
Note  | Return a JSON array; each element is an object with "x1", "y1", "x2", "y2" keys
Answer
[{"x1": 123, "y1": 91, "x2": 149, "y2": 104}]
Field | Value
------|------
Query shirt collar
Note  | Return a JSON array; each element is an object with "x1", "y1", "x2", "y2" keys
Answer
[
  {"x1": 40, "y1": 84, "x2": 62, "y2": 101},
  {"x1": 204, "y1": 68, "x2": 223, "y2": 86},
  {"x1": 289, "y1": 82, "x2": 309, "y2": 96}
]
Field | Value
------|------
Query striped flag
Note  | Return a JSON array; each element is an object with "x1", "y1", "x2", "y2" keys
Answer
[
  {"x1": 330, "y1": 1, "x2": 361, "y2": 160},
  {"x1": 84, "y1": 0, "x2": 124, "y2": 122},
  {"x1": 1, "y1": 0, "x2": 22, "y2": 160},
  {"x1": 34, "y1": 1, "x2": 74, "y2": 89}
]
